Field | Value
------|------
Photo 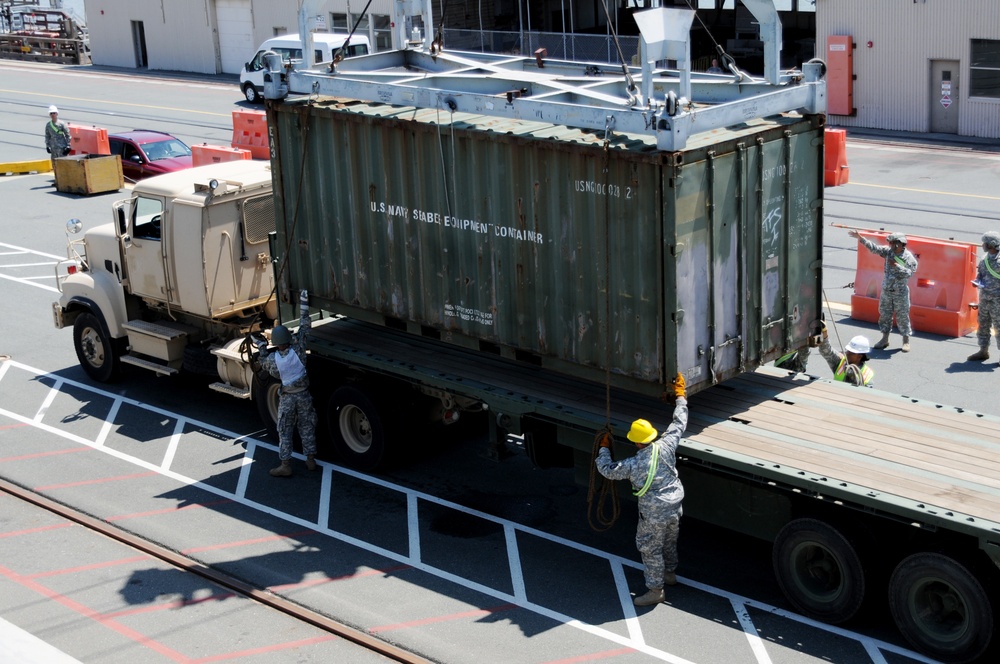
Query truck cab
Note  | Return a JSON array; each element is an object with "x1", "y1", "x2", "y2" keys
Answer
[{"x1": 53, "y1": 160, "x2": 278, "y2": 399}]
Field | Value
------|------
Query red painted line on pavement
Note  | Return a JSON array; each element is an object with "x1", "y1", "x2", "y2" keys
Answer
[
  {"x1": 541, "y1": 648, "x2": 638, "y2": 663},
  {"x1": 0, "y1": 562, "x2": 190, "y2": 663},
  {"x1": 0, "y1": 522, "x2": 72, "y2": 538},
  {"x1": 0, "y1": 422, "x2": 30, "y2": 431},
  {"x1": 0, "y1": 446, "x2": 89, "y2": 462},
  {"x1": 105, "y1": 498, "x2": 234, "y2": 521},
  {"x1": 188, "y1": 634, "x2": 338, "y2": 663},
  {"x1": 181, "y1": 530, "x2": 317, "y2": 554},
  {"x1": 103, "y1": 591, "x2": 237, "y2": 620},
  {"x1": 25, "y1": 555, "x2": 150, "y2": 579},
  {"x1": 368, "y1": 603, "x2": 517, "y2": 633},
  {"x1": 34, "y1": 471, "x2": 158, "y2": 491},
  {"x1": 268, "y1": 564, "x2": 411, "y2": 592}
]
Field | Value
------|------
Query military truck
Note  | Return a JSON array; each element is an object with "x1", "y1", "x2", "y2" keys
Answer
[{"x1": 52, "y1": 159, "x2": 282, "y2": 420}]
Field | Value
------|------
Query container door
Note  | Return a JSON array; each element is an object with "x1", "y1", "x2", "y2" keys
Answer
[{"x1": 930, "y1": 60, "x2": 960, "y2": 134}]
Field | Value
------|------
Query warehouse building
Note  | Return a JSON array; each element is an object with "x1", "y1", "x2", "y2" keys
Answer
[{"x1": 816, "y1": 0, "x2": 1000, "y2": 139}]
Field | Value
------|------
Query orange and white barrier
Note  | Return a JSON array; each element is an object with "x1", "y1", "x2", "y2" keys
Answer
[
  {"x1": 824, "y1": 128, "x2": 849, "y2": 187},
  {"x1": 231, "y1": 110, "x2": 269, "y2": 160},
  {"x1": 68, "y1": 125, "x2": 110, "y2": 156},
  {"x1": 851, "y1": 231, "x2": 979, "y2": 337},
  {"x1": 191, "y1": 144, "x2": 252, "y2": 167}
]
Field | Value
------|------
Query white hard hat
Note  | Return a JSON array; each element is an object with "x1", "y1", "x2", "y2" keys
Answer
[
  {"x1": 845, "y1": 336, "x2": 871, "y2": 354},
  {"x1": 48, "y1": 105, "x2": 59, "y2": 114}
]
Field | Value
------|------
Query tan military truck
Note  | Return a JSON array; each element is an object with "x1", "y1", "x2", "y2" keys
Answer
[{"x1": 52, "y1": 160, "x2": 281, "y2": 422}]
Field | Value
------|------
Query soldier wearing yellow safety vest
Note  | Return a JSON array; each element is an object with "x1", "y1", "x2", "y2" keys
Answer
[
  {"x1": 595, "y1": 373, "x2": 687, "y2": 607},
  {"x1": 968, "y1": 231, "x2": 1000, "y2": 363},
  {"x1": 812, "y1": 322, "x2": 875, "y2": 387}
]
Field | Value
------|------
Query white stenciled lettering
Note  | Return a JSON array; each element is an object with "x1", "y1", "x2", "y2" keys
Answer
[{"x1": 575, "y1": 179, "x2": 622, "y2": 198}]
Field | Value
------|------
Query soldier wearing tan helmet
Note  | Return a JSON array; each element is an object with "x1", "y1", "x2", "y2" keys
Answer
[
  {"x1": 595, "y1": 373, "x2": 687, "y2": 607},
  {"x1": 968, "y1": 231, "x2": 1000, "y2": 363},
  {"x1": 848, "y1": 229, "x2": 918, "y2": 352}
]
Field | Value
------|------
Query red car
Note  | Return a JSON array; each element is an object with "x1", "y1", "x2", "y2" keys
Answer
[{"x1": 108, "y1": 130, "x2": 193, "y2": 182}]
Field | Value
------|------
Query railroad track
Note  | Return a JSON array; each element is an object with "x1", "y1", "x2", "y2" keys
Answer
[{"x1": 0, "y1": 477, "x2": 431, "y2": 664}]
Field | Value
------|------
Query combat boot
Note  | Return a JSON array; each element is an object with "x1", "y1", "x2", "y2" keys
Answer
[
  {"x1": 305, "y1": 454, "x2": 317, "y2": 471},
  {"x1": 873, "y1": 332, "x2": 890, "y2": 350},
  {"x1": 901, "y1": 336, "x2": 910, "y2": 352},
  {"x1": 663, "y1": 572, "x2": 678, "y2": 586},
  {"x1": 633, "y1": 587, "x2": 665, "y2": 606},
  {"x1": 967, "y1": 348, "x2": 990, "y2": 362},
  {"x1": 269, "y1": 461, "x2": 293, "y2": 477}
]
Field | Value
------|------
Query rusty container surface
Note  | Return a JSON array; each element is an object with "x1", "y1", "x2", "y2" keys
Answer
[{"x1": 267, "y1": 98, "x2": 824, "y2": 398}]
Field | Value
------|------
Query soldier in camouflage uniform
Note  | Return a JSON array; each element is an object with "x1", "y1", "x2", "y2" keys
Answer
[
  {"x1": 968, "y1": 231, "x2": 1000, "y2": 363},
  {"x1": 596, "y1": 373, "x2": 687, "y2": 607},
  {"x1": 255, "y1": 289, "x2": 318, "y2": 477},
  {"x1": 848, "y1": 229, "x2": 918, "y2": 352}
]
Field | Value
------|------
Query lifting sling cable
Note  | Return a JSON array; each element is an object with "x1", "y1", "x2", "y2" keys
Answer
[
  {"x1": 587, "y1": 125, "x2": 621, "y2": 532},
  {"x1": 332, "y1": 0, "x2": 374, "y2": 65},
  {"x1": 598, "y1": 0, "x2": 636, "y2": 96}
]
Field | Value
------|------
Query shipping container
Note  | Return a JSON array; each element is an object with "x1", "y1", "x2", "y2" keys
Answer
[{"x1": 268, "y1": 99, "x2": 824, "y2": 397}]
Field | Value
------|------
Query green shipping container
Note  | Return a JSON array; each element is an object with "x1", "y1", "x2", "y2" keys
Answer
[{"x1": 268, "y1": 98, "x2": 824, "y2": 398}]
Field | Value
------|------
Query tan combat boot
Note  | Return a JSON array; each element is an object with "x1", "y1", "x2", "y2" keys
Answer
[
  {"x1": 269, "y1": 461, "x2": 293, "y2": 477},
  {"x1": 305, "y1": 455, "x2": 317, "y2": 471},
  {"x1": 873, "y1": 332, "x2": 890, "y2": 350},
  {"x1": 633, "y1": 587, "x2": 665, "y2": 606},
  {"x1": 901, "y1": 336, "x2": 910, "y2": 352},
  {"x1": 967, "y1": 348, "x2": 990, "y2": 362}
]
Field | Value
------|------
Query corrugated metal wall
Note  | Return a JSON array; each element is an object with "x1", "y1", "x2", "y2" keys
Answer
[
  {"x1": 817, "y1": 0, "x2": 1000, "y2": 137},
  {"x1": 268, "y1": 99, "x2": 824, "y2": 396}
]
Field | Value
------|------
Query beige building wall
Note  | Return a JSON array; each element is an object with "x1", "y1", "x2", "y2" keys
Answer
[
  {"x1": 83, "y1": 0, "x2": 395, "y2": 75},
  {"x1": 817, "y1": 0, "x2": 1000, "y2": 138}
]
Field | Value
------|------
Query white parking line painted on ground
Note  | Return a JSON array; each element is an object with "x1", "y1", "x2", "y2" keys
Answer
[
  {"x1": 0, "y1": 358, "x2": 936, "y2": 664},
  {"x1": 0, "y1": 242, "x2": 64, "y2": 293},
  {"x1": 731, "y1": 599, "x2": 773, "y2": 664}
]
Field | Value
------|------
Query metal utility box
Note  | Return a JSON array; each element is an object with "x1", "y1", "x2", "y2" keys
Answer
[
  {"x1": 54, "y1": 154, "x2": 123, "y2": 195},
  {"x1": 268, "y1": 100, "x2": 823, "y2": 398}
]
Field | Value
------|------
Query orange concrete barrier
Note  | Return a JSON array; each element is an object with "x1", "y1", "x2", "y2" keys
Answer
[
  {"x1": 191, "y1": 144, "x2": 252, "y2": 167},
  {"x1": 850, "y1": 231, "x2": 979, "y2": 337},
  {"x1": 824, "y1": 128, "x2": 849, "y2": 187},
  {"x1": 231, "y1": 110, "x2": 269, "y2": 160},
  {"x1": 68, "y1": 125, "x2": 110, "y2": 156}
]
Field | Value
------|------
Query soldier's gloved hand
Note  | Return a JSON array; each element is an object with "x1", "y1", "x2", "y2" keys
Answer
[
  {"x1": 598, "y1": 434, "x2": 612, "y2": 449},
  {"x1": 673, "y1": 372, "x2": 686, "y2": 399},
  {"x1": 299, "y1": 289, "x2": 309, "y2": 314},
  {"x1": 255, "y1": 336, "x2": 267, "y2": 353},
  {"x1": 821, "y1": 322, "x2": 829, "y2": 341}
]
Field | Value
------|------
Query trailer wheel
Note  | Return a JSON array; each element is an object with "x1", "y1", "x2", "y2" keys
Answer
[
  {"x1": 773, "y1": 518, "x2": 865, "y2": 624},
  {"x1": 253, "y1": 372, "x2": 280, "y2": 438},
  {"x1": 327, "y1": 385, "x2": 388, "y2": 471},
  {"x1": 888, "y1": 552, "x2": 993, "y2": 663},
  {"x1": 73, "y1": 312, "x2": 121, "y2": 382}
]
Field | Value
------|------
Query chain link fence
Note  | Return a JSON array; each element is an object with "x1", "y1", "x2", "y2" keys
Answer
[{"x1": 443, "y1": 28, "x2": 641, "y2": 66}]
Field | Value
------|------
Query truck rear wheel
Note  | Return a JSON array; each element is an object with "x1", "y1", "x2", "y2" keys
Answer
[
  {"x1": 888, "y1": 552, "x2": 993, "y2": 663},
  {"x1": 327, "y1": 385, "x2": 388, "y2": 471},
  {"x1": 253, "y1": 372, "x2": 280, "y2": 438},
  {"x1": 73, "y1": 312, "x2": 121, "y2": 382},
  {"x1": 773, "y1": 518, "x2": 865, "y2": 624}
]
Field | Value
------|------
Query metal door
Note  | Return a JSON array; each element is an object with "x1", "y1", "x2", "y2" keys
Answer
[{"x1": 930, "y1": 60, "x2": 960, "y2": 134}]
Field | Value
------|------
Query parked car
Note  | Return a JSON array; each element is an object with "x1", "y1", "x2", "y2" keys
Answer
[{"x1": 108, "y1": 130, "x2": 193, "y2": 182}]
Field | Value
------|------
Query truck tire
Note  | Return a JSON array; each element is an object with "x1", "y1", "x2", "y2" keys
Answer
[
  {"x1": 327, "y1": 385, "x2": 388, "y2": 471},
  {"x1": 772, "y1": 518, "x2": 865, "y2": 624},
  {"x1": 888, "y1": 552, "x2": 993, "y2": 663},
  {"x1": 253, "y1": 372, "x2": 280, "y2": 438},
  {"x1": 73, "y1": 312, "x2": 121, "y2": 382}
]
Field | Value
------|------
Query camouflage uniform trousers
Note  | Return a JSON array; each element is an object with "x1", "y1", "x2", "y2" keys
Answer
[
  {"x1": 636, "y1": 504, "x2": 682, "y2": 590},
  {"x1": 277, "y1": 390, "x2": 318, "y2": 462},
  {"x1": 976, "y1": 293, "x2": 1000, "y2": 351},
  {"x1": 878, "y1": 285, "x2": 912, "y2": 336}
]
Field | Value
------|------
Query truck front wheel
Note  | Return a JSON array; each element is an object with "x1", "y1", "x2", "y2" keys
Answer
[
  {"x1": 772, "y1": 518, "x2": 865, "y2": 624},
  {"x1": 888, "y1": 552, "x2": 993, "y2": 663},
  {"x1": 327, "y1": 385, "x2": 388, "y2": 471},
  {"x1": 253, "y1": 372, "x2": 280, "y2": 438},
  {"x1": 73, "y1": 312, "x2": 121, "y2": 382}
]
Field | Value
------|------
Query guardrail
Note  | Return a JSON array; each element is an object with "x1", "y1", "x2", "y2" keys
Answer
[{"x1": 0, "y1": 34, "x2": 89, "y2": 65}]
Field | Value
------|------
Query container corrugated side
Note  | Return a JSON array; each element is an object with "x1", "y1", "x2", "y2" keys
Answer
[{"x1": 268, "y1": 99, "x2": 823, "y2": 397}]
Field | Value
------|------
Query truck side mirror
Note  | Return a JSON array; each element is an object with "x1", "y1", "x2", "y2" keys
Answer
[{"x1": 117, "y1": 206, "x2": 127, "y2": 235}]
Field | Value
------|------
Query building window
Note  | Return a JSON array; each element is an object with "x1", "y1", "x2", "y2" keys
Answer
[
  {"x1": 330, "y1": 12, "x2": 391, "y2": 52},
  {"x1": 971, "y1": 39, "x2": 1000, "y2": 98}
]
